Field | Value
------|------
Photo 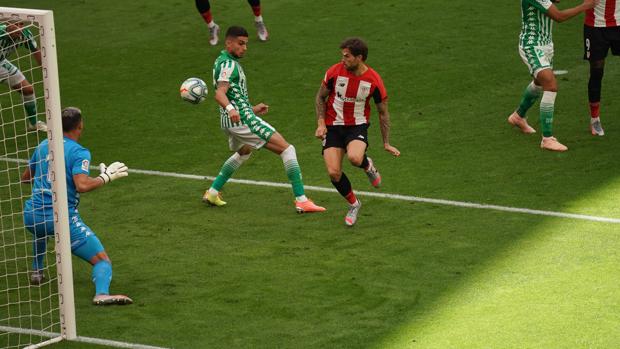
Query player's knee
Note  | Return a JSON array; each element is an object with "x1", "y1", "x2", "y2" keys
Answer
[
  {"x1": 14, "y1": 84, "x2": 33, "y2": 95},
  {"x1": 327, "y1": 168, "x2": 342, "y2": 181},
  {"x1": 347, "y1": 153, "x2": 364, "y2": 167}
]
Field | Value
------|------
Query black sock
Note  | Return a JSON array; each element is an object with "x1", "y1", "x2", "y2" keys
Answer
[
  {"x1": 357, "y1": 155, "x2": 369, "y2": 170},
  {"x1": 331, "y1": 172, "x2": 352, "y2": 198}
]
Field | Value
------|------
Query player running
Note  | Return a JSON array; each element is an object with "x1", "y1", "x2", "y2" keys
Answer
[
  {"x1": 583, "y1": 0, "x2": 619, "y2": 136},
  {"x1": 195, "y1": 0, "x2": 269, "y2": 46},
  {"x1": 22, "y1": 107, "x2": 132, "y2": 305},
  {"x1": 508, "y1": 0, "x2": 598, "y2": 151},
  {"x1": 0, "y1": 20, "x2": 47, "y2": 132},
  {"x1": 203, "y1": 26, "x2": 325, "y2": 214},
  {"x1": 315, "y1": 37, "x2": 400, "y2": 227}
]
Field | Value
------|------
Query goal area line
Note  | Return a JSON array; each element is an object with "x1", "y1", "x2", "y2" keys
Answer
[
  {"x1": 2, "y1": 156, "x2": 619, "y2": 224},
  {"x1": 0, "y1": 325, "x2": 171, "y2": 349}
]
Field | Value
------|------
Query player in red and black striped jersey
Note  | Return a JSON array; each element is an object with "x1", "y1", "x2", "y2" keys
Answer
[
  {"x1": 315, "y1": 37, "x2": 400, "y2": 227},
  {"x1": 583, "y1": 0, "x2": 619, "y2": 135}
]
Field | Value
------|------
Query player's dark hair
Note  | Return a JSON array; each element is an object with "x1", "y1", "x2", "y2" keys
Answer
[
  {"x1": 61, "y1": 107, "x2": 82, "y2": 132},
  {"x1": 340, "y1": 37, "x2": 368, "y2": 61},
  {"x1": 226, "y1": 26, "x2": 249, "y2": 39}
]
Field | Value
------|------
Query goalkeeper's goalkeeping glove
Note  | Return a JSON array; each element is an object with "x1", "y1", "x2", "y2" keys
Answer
[{"x1": 98, "y1": 162, "x2": 129, "y2": 184}]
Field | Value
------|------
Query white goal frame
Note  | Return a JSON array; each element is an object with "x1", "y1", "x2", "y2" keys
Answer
[{"x1": 0, "y1": 6, "x2": 76, "y2": 347}]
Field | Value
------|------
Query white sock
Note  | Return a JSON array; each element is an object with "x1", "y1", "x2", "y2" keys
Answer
[
  {"x1": 255, "y1": 15, "x2": 263, "y2": 22},
  {"x1": 208, "y1": 21, "x2": 217, "y2": 28}
]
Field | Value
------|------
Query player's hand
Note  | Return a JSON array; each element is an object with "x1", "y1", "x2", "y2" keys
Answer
[
  {"x1": 228, "y1": 109, "x2": 241, "y2": 123},
  {"x1": 384, "y1": 144, "x2": 401, "y2": 157},
  {"x1": 98, "y1": 161, "x2": 128, "y2": 184},
  {"x1": 582, "y1": 0, "x2": 598, "y2": 9},
  {"x1": 315, "y1": 125, "x2": 327, "y2": 140},
  {"x1": 253, "y1": 103, "x2": 269, "y2": 116}
]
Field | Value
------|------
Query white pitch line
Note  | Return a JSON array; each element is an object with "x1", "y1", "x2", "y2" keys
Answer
[
  {"x1": 0, "y1": 325, "x2": 172, "y2": 349},
  {"x1": 2, "y1": 156, "x2": 620, "y2": 224}
]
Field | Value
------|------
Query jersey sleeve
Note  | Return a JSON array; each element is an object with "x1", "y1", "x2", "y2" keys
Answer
[
  {"x1": 322, "y1": 64, "x2": 340, "y2": 90},
  {"x1": 372, "y1": 73, "x2": 388, "y2": 104},
  {"x1": 21, "y1": 28, "x2": 38, "y2": 52},
  {"x1": 215, "y1": 60, "x2": 239, "y2": 83},
  {"x1": 69, "y1": 148, "x2": 91, "y2": 176},
  {"x1": 525, "y1": 0, "x2": 553, "y2": 12}
]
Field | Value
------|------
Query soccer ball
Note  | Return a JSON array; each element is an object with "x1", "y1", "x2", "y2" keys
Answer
[{"x1": 180, "y1": 77, "x2": 207, "y2": 104}]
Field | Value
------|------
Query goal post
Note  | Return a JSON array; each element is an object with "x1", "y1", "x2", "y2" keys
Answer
[{"x1": 0, "y1": 6, "x2": 76, "y2": 348}]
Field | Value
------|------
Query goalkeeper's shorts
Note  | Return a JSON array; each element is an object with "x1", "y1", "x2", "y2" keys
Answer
[{"x1": 0, "y1": 59, "x2": 26, "y2": 87}]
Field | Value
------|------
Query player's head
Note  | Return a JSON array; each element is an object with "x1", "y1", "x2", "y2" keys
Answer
[
  {"x1": 225, "y1": 26, "x2": 249, "y2": 58},
  {"x1": 340, "y1": 37, "x2": 368, "y2": 71},
  {"x1": 4, "y1": 19, "x2": 25, "y2": 40},
  {"x1": 62, "y1": 107, "x2": 84, "y2": 138}
]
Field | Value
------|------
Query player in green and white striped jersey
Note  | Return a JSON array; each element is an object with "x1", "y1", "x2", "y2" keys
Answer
[
  {"x1": 508, "y1": 0, "x2": 597, "y2": 151},
  {"x1": 203, "y1": 26, "x2": 325, "y2": 213},
  {"x1": 0, "y1": 20, "x2": 47, "y2": 132}
]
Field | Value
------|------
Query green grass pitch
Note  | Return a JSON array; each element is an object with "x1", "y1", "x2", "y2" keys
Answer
[{"x1": 1, "y1": 0, "x2": 619, "y2": 348}]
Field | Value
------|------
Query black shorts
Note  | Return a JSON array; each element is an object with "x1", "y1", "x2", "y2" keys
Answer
[
  {"x1": 584, "y1": 25, "x2": 620, "y2": 61},
  {"x1": 322, "y1": 124, "x2": 369, "y2": 153}
]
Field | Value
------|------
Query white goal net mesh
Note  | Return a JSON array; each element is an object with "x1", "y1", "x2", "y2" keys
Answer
[{"x1": 0, "y1": 13, "x2": 61, "y2": 349}]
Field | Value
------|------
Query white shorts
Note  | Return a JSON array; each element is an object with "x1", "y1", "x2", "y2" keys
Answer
[
  {"x1": 0, "y1": 59, "x2": 26, "y2": 87},
  {"x1": 223, "y1": 122, "x2": 276, "y2": 151},
  {"x1": 519, "y1": 44, "x2": 554, "y2": 78}
]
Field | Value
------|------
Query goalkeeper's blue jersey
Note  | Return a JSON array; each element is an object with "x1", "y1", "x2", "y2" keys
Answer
[{"x1": 27, "y1": 137, "x2": 91, "y2": 212}]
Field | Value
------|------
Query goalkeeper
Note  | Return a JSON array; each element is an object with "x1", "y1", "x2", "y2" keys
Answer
[{"x1": 21, "y1": 107, "x2": 132, "y2": 306}]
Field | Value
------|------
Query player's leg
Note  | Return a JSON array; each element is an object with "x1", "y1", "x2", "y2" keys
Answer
[
  {"x1": 345, "y1": 125, "x2": 381, "y2": 188},
  {"x1": 247, "y1": 0, "x2": 268, "y2": 41},
  {"x1": 324, "y1": 146, "x2": 361, "y2": 226},
  {"x1": 584, "y1": 24, "x2": 610, "y2": 136},
  {"x1": 534, "y1": 68, "x2": 566, "y2": 151},
  {"x1": 510, "y1": 47, "x2": 541, "y2": 134},
  {"x1": 204, "y1": 143, "x2": 253, "y2": 206},
  {"x1": 195, "y1": 0, "x2": 219, "y2": 45},
  {"x1": 70, "y1": 217, "x2": 132, "y2": 305},
  {"x1": 2, "y1": 60, "x2": 46, "y2": 132},
  {"x1": 23, "y1": 205, "x2": 55, "y2": 285},
  {"x1": 264, "y1": 132, "x2": 325, "y2": 212}
]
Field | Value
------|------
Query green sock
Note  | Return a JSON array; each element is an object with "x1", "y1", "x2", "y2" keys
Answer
[
  {"x1": 23, "y1": 93, "x2": 37, "y2": 126},
  {"x1": 211, "y1": 153, "x2": 248, "y2": 191},
  {"x1": 281, "y1": 145, "x2": 305, "y2": 198},
  {"x1": 540, "y1": 91, "x2": 557, "y2": 137},
  {"x1": 516, "y1": 81, "x2": 542, "y2": 118}
]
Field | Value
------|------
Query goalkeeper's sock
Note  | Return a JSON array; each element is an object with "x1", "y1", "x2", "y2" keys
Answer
[
  {"x1": 23, "y1": 93, "x2": 37, "y2": 126},
  {"x1": 540, "y1": 91, "x2": 557, "y2": 137},
  {"x1": 32, "y1": 235, "x2": 47, "y2": 271},
  {"x1": 331, "y1": 172, "x2": 357, "y2": 205},
  {"x1": 211, "y1": 152, "x2": 250, "y2": 192},
  {"x1": 280, "y1": 145, "x2": 305, "y2": 198},
  {"x1": 92, "y1": 260, "x2": 112, "y2": 295},
  {"x1": 516, "y1": 81, "x2": 542, "y2": 118}
]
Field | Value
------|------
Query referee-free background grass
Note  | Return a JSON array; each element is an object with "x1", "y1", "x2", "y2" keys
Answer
[{"x1": 1, "y1": 0, "x2": 619, "y2": 348}]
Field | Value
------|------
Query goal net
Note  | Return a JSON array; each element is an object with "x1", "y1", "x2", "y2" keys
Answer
[{"x1": 0, "y1": 7, "x2": 75, "y2": 349}]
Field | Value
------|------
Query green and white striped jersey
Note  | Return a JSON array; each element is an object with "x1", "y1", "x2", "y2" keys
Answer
[
  {"x1": 213, "y1": 50, "x2": 252, "y2": 129},
  {"x1": 0, "y1": 24, "x2": 38, "y2": 61},
  {"x1": 519, "y1": 0, "x2": 554, "y2": 47}
]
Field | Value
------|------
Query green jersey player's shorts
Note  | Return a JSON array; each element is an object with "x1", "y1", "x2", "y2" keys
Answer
[
  {"x1": 224, "y1": 109, "x2": 276, "y2": 151},
  {"x1": 519, "y1": 43, "x2": 554, "y2": 77},
  {"x1": 0, "y1": 59, "x2": 26, "y2": 86}
]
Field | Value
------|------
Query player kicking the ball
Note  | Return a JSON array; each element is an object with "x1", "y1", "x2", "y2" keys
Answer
[
  {"x1": 315, "y1": 37, "x2": 400, "y2": 226},
  {"x1": 508, "y1": 0, "x2": 598, "y2": 151},
  {"x1": 203, "y1": 26, "x2": 325, "y2": 214},
  {"x1": 22, "y1": 107, "x2": 132, "y2": 305}
]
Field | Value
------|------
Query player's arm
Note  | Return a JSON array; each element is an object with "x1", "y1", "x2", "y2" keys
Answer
[
  {"x1": 21, "y1": 167, "x2": 33, "y2": 183},
  {"x1": 314, "y1": 83, "x2": 330, "y2": 140},
  {"x1": 376, "y1": 101, "x2": 400, "y2": 157},
  {"x1": 214, "y1": 81, "x2": 241, "y2": 123},
  {"x1": 32, "y1": 50, "x2": 42, "y2": 66},
  {"x1": 73, "y1": 174, "x2": 105, "y2": 193},
  {"x1": 546, "y1": 0, "x2": 598, "y2": 22},
  {"x1": 74, "y1": 161, "x2": 128, "y2": 193},
  {"x1": 252, "y1": 103, "x2": 269, "y2": 116}
]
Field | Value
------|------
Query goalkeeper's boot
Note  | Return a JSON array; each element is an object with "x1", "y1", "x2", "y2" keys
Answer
[
  {"x1": 540, "y1": 136, "x2": 568, "y2": 152},
  {"x1": 208, "y1": 23, "x2": 220, "y2": 46},
  {"x1": 508, "y1": 112, "x2": 536, "y2": 134},
  {"x1": 590, "y1": 117, "x2": 605, "y2": 136},
  {"x1": 30, "y1": 270, "x2": 45, "y2": 285},
  {"x1": 255, "y1": 20, "x2": 269, "y2": 41},
  {"x1": 345, "y1": 199, "x2": 362, "y2": 227},
  {"x1": 203, "y1": 191, "x2": 227, "y2": 207},
  {"x1": 364, "y1": 157, "x2": 382, "y2": 188},
  {"x1": 92, "y1": 294, "x2": 133, "y2": 306},
  {"x1": 295, "y1": 199, "x2": 326, "y2": 213},
  {"x1": 27, "y1": 121, "x2": 48, "y2": 133}
]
